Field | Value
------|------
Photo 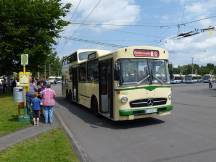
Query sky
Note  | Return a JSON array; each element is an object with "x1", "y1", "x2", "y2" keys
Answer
[{"x1": 55, "y1": 0, "x2": 216, "y2": 66}]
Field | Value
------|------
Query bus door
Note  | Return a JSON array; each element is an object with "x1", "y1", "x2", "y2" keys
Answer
[
  {"x1": 72, "y1": 68, "x2": 78, "y2": 102},
  {"x1": 99, "y1": 59, "x2": 113, "y2": 118}
]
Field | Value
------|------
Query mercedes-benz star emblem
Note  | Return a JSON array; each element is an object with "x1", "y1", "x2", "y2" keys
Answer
[{"x1": 147, "y1": 99, "x2": 154, "y2": 106}]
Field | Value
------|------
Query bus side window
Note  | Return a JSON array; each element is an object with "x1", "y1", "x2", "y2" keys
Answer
[
  {"x1": 87, "y1": 60, "x2": 98, "y2": 82},
  {"x1": 69, "y1": 67, "x2": 73, "y2": 81},
  {"x1": 79, "y1": 63, "x2": 87, "y2": 81}
]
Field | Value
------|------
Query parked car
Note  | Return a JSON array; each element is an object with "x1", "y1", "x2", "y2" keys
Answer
[
  {"x1": 47, "y1": 76, "x2": 56, "y2": 84},
  {"x1": 0, "y1": 77, "x2": 3, "y2": 86},
  {"x1": 54, "y1": 76, "x2": 62, "y2": 84}
]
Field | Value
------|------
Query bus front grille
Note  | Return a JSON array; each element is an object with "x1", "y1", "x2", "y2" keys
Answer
[{"x1": 130, "y1": 98, "x2": 167, "y2": 108}]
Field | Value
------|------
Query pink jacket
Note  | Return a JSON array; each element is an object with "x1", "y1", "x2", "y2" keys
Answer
[{"x1": 41, "y1": 88, "x2": 56, "y2": 106}]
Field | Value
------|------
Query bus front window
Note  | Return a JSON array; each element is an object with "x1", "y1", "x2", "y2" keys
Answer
[
  {"x1": 118, "y1": 59, "x2": 169, "y2": 85},
  {"x1": 120, "y1": 59, "x2": 150, "y2": 85},
  {"x1": 149, "y1": 60, "x2": 170, "y2": 84}
]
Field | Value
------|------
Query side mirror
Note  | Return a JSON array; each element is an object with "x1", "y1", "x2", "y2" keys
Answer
[{"x1": 114, "y1": 61, "x2": 120, "y2": 81}]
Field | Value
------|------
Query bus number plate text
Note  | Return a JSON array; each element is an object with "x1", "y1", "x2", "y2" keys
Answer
[{"x1": 145, "y1": 108, "x2": 157, "y2": 114}]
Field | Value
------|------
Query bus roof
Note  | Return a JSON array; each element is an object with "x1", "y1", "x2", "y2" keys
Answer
[
  {"x1": 173, "y1": 74, "x2": 185, "y2": 77},
  {"x1": 203, "y1": 74, "x2": 214, "y2": 76},
  {"x1": 186, "y1": 74, "x2": 201, "y2": 77},
  {"x1": 63, "y1": 49, "x2": 110, "y2": 65},
  {"x1": 87, "y1": 50, "x2": 111, "y2": 61}
]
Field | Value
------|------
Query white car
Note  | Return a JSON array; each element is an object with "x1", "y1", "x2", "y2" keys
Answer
[
  {"x1": 0, "y1": 77, "x2": 4, "y2": 86},
  {"x1": 48, "y1": 76, "x2": 56, "y2": 84}
]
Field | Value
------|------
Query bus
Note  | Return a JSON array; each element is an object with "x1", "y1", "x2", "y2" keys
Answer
[
  {"x1": 184, "y1": 74, "x2": 202, "y2": 83},
  {"x1": 202, "y1": 74, "x2": 214, "y2": 83},
  {"x1": 62, "y1": 49, "x2": 110, "y2": 100},
  {"x1": 171, "y1": 74, "x2": 184, "y2": 84},
  {"x1": 62, "y1": 46, "x2": 173, "y2": 121}
]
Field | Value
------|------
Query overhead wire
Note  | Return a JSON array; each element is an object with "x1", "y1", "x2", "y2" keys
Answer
[
  {"x1": 69, "y1": 0, "x2": 82, "y2": 21},
  {"x1": 70, "y1": 22, "x2": 173, "y2": 28},
  {"x1": 70, "y1": 15, "x2": 216, "y2": 29},
  {"x1": 63, "y1": 0, "x2": 102, "y2": 48},
  {"x1": 179, "y1": 15, "x2": 216, "y2": 26},
  {"x1": 60, "y1": 0, "x2": 216, "y2": 50},
  {"x1": 71, "y1": 0, "x2": 102, "y2": 35},
  {"x1": 62, "y1": 36, "x2": 125, "y2": 48}
]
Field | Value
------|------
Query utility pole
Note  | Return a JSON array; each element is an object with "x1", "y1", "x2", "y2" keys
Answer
[{"x1": 191, "y1": 57, "x2": 194, "y2": 74}]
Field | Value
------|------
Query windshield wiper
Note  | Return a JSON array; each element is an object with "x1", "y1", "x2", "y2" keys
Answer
[
  {"x1": 137, "y1": 75, "x2": 150, "y2": 85},
  {"x1": 152, "y1": 75, "x2": 165, "y2": 85}
]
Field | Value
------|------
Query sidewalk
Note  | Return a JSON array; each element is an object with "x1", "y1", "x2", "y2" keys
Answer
[{"x1": 0, "y1": 120, "x2": 59, "y2": 151}]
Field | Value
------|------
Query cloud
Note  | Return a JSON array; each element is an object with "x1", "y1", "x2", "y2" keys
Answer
[
  {"x1": 185, "y1": 2, "x2": 206, "y2": 14},
  {"x1": 63, "y1": 0, "x2": 140, "y2": 30},
  {"x1": 185, "y1": 0, "x2": 216, "y2": 15},
  {"x1": 164, "y1": 32, "x2": 216, "y2": 65}
]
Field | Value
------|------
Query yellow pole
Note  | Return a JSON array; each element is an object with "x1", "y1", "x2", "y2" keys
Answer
[
  {"x1": 23, "y1": 66, "x2": 26, "y2": 74},
  {"x1": 23, "y1": 65, "x2": 27, "y2": 115}
]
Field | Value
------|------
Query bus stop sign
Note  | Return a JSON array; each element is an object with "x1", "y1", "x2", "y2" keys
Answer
[{"x1": 21, "y1": 54, "x2": 28, "y2": 66}]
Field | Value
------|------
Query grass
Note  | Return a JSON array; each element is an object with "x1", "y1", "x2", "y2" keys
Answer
[
  {"x1": 0, "y1": 128, "x2": 80, "y2": 162},
  {"x1": 0, "y1": 93, "x2": 30, "y2": 136}
]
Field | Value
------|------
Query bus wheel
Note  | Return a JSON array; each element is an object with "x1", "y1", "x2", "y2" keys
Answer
[
  {"x1": 68, "y1": 90, "x2": 72, "y2": 101},
  {"x1": 91, "y1": 97, "x2": 98, "y2": 115}
]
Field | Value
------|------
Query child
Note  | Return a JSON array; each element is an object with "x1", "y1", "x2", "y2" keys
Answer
[{"x1": 31, "y1": 92, "x2": 41, "y2": 126}]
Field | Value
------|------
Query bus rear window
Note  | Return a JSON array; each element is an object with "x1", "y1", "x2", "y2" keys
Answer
[{"x1": 79, "y1": 51, "x2": 96, "y2": 61}]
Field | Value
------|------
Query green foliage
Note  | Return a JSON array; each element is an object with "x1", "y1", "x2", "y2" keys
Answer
[
  {"x1": 0, "y1": 0, "x2": 71, "y2": 75},
  {"x1": 169, "y1": 63, "x2": 216, "y2": 76},
  {"x1": 0, "y1": 129, "x2": 79, "y2": 162},
  {"x1": 0, "y1": 94, "x2": 30, "y2": 136}
]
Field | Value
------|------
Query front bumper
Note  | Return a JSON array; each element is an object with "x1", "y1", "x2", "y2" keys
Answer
[{"x1": 119, "y1": 105, "x2": 173, "y2": 116}]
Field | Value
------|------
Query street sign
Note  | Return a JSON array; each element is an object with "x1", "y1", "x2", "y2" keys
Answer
[
  {"x1": 21, "y1": 54, "x2": 28, "y2": 66},
  {"x1": 19, "y1": 72, "x2": 30, "y2": 87}
]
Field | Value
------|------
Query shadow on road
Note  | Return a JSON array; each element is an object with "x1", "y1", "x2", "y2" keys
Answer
[{"x1": 56, "y1": 97, "x2": 165, "y2": 130}]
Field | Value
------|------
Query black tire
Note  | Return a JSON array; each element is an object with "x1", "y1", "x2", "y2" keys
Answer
[
  {"x1": 91, "y1": 97, "x2": 99, "y2": 115},
  {"x1": 68, "y1": 90, "x2": 72, "y2": 101}
]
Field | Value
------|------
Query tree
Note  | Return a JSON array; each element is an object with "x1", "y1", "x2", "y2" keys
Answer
[
  {"x1": 170, "y1": 63, "x2": 216, "y2": 76},
  {"x1": 0, "y1": 0, "x2": 71, "y2": 76}
]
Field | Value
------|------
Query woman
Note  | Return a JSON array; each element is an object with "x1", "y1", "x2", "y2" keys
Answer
[{"x1": 40, "y1": 84, "x2": 56, "y2": 124}]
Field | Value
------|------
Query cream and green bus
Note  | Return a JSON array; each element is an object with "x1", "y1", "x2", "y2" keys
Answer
[{"x1": 63, "y1": 46, "x2": 173, "y2": 121}]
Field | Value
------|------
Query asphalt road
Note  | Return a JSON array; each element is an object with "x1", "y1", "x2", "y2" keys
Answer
[{"x1": 53, "y1": 83, "x2": 216, "y2": 162}]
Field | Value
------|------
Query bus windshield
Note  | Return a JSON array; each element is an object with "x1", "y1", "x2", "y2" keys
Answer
[
  {"x1": 174, "y1": 77, "x2": 182, "y2": 80},
  {"x1": 119, "y1": 59, "x2": 169, "y2": 85},
  {"x1": 185, "y1": 76, "x2": 192, "y2": 80},
  {"x1": 203, "y1": 75, "x2": 210, "y2": 80}
]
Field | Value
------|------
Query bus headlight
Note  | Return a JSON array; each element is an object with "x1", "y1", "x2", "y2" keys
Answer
[
  {"x1": 168, "y1": 94, "x2": 171, "y2": 100},
  {"x1": 120, "y1": 96, "x2": 128, "y2": 103}
]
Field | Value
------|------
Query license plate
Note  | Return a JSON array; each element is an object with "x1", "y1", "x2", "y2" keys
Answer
[{"x1": 145, "y1": 108, "x2": 157, "y2": 114}]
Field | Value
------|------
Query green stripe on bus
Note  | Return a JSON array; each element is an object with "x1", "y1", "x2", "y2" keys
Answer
[
  {"x1": 119, "y1": 105, "x2": 173, "y2": 116},
  {"x1": 115, "y1": 85, "x2": 171, "y2": 91}
]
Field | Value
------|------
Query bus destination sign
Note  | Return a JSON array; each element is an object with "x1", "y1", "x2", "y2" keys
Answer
[{"x1": 133, "y1": 49, "x2": 159, "y2": 57}]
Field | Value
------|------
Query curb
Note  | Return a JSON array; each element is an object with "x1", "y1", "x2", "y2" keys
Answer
[{"x1": 55, "y1": 103, "x2": 92, "y2": 162}]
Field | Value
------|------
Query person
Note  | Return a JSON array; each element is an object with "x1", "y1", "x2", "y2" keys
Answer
[
  {"x1": 37, "y1": 80, "x2": 45, "y2": 96},
  {"x1": 11, "y1": 78, "x2": 17, "y2": 92},
  {"x1": 37, "y1": 80, "x2": 46, "y2": 116},
  {"x1": 26, "y1": 78, "x2": 37, "y2": 114},
  {"x1": 209, "y1": 78, "x2": 213, "y2": 89},
  {"x1": 31, "y1": 93, "x2": 41, "y2": 126},
  {"x1": 41, "y1": 84, "x2": 56, "y2": 124}
]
